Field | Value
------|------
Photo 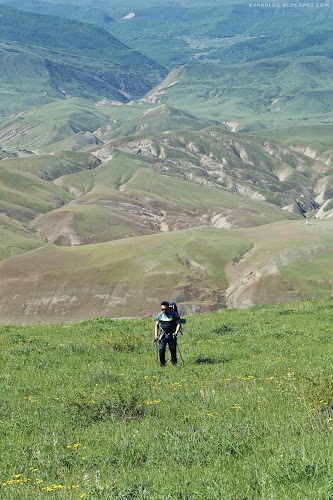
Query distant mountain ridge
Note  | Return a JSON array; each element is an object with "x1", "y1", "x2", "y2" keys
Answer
[
  {"x1": 3, "y1": 1, "x2": 331, "y2": 68},
  {"x1": 0, "y1": 4, "x2": 167, "y2": 114},
  {"x1": 0, "y1": 4, "x2": 164, "y2": 69}
]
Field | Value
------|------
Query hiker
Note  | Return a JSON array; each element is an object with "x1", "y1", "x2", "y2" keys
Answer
[{"x1": 155, "y1": 301, "x2": 181, "y2": 366}]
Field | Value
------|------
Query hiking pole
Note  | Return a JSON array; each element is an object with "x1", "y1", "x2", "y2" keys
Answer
[{"x1": 177, "y1": 342, "x2": 184, "y2": 365}]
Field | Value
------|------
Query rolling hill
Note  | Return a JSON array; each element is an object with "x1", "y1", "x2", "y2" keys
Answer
[
  {"x1": 1, "y1": 105, "x2": 332, "y2": 323},
  {"x1": 0, "y1": 213, "x2": 45, "y2": 261},
  {"x1": 29, "y1": 149, "x2": 301, "y2": 246},
  {"x1": 0, "y1": 220, "x2": 332, "y2": 323},
  {"x1": 0, "y1": 165, "x2": 74, "y2": 221},
  {"x1": 92, "y1": 126, "x2": 331, "y2": 211},
  {"x1": 0, "y1": 98, "x2": 111, "y2": 152},
  {"x1": 1, "y1": 101, "x2": 332, "y2": 248},
  {"x1": 99, "y1": 104, "x2": 217, "y2": 140},
  {"x1": 0, "y1": 100, "x2": 216, "y2": 153},
  {"x1": 250, "y1": 123, "x2": 333, "y2": 162},
  {"x1": 0, "y1": 150, "x2": 101, "y2": 181}
]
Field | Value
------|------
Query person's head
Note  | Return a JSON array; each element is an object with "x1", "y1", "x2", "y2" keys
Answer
[{"x1": 161, "y1": 301, "x2": 169, "y2": 312}]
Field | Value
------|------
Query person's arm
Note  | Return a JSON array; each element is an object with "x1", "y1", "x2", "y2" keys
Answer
[
  {"x1": 173, "y1": 319, "x2": 181, "y2": 338},
  {"x1": 155, "y1": 320, "x2": 160, "y2": 341}
]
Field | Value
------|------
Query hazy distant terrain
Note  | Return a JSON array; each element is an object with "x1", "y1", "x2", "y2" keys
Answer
[{"x1": 0, "y1": 0, "x2": 332, "y2": 321}]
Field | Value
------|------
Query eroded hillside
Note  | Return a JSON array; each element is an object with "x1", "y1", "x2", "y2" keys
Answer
[{"x1": 0, "y1": 221, "x2": 332, "y2": 323}]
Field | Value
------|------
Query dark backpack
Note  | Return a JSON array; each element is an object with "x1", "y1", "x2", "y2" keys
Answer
[
  {"x1": 168, "y1": 301, "x2": 186, "y2": 329},
  {"x1": 168, "y1": 301, "x2": 178, "y2": 313}
]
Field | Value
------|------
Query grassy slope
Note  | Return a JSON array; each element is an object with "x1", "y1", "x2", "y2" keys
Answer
[
  {"x1": 0, "y1": 98, "x2": 111, "y2": 151},
  {"x1": 7, "y1": 113, "x2": 333, "y2": 249},
  {"x1": 7, "y1": 110, "x2": 328, "y2": 255},
  {"x1": 0, "y1": 220, "x2": 332, "y2": 323},
  {"x1": 150, "y1": 57, "x2": 333, "y2": 128},
  {"x1": 0, "y1": 297, "x2": 332, "y2": 498},
  {"x1": 93, "y1": 128, "x2": 329, "y2": 208},
  {"x1": 103, "y1": 104, "x2": 215, "y2": 140},
  {"x1": 0, "y1": 166, "x2": 74, "y2": 221},
  {"x1": 1, "y1": 101, "x2": 329, "y2": 233},
  {"x1": 0, "y1": 41, "x2": 158, "y2": 115},
  {"x1": 0, "y1": 42, "x2": 58, "y2": 114},
  {"x1": 251, "y1": 124, "x2": 333, "y2": 153},
  {"x1": 0, "y1": 214, "x2": 45, "y2": 261},
  {"x1": 0, "y1": 151, "x2": 101, "y2": 181},
  {"x1": 226, "y1": 220, "x2": 333, "y2": 307},
  {"x1": 0, "y1": 228, "x2": 43, "y2": 261},
  {"x1": 0, "y1": 225, "x2": 245, "y2": 321},
  {"x1": 0, "y1": 100, "x2": 216, "y2": 153}
]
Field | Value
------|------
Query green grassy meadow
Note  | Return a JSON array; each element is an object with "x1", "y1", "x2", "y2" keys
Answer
[{"x1": 0, "y1": 297, "x2": 332, "y2": 499}]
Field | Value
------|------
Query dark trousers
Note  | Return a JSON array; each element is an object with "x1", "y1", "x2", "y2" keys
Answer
[{"x1": 159, "y1": 333, "x2": 177, "y2": 366}]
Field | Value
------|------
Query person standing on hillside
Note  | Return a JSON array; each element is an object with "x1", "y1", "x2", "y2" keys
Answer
[{"x1": 155, "y1": 301, "x2": 181, "y2": 367}]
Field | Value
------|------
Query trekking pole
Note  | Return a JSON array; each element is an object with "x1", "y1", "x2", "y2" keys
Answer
[{"x1": 177, "y1": 342, "x2": 184, "y2": 365}]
